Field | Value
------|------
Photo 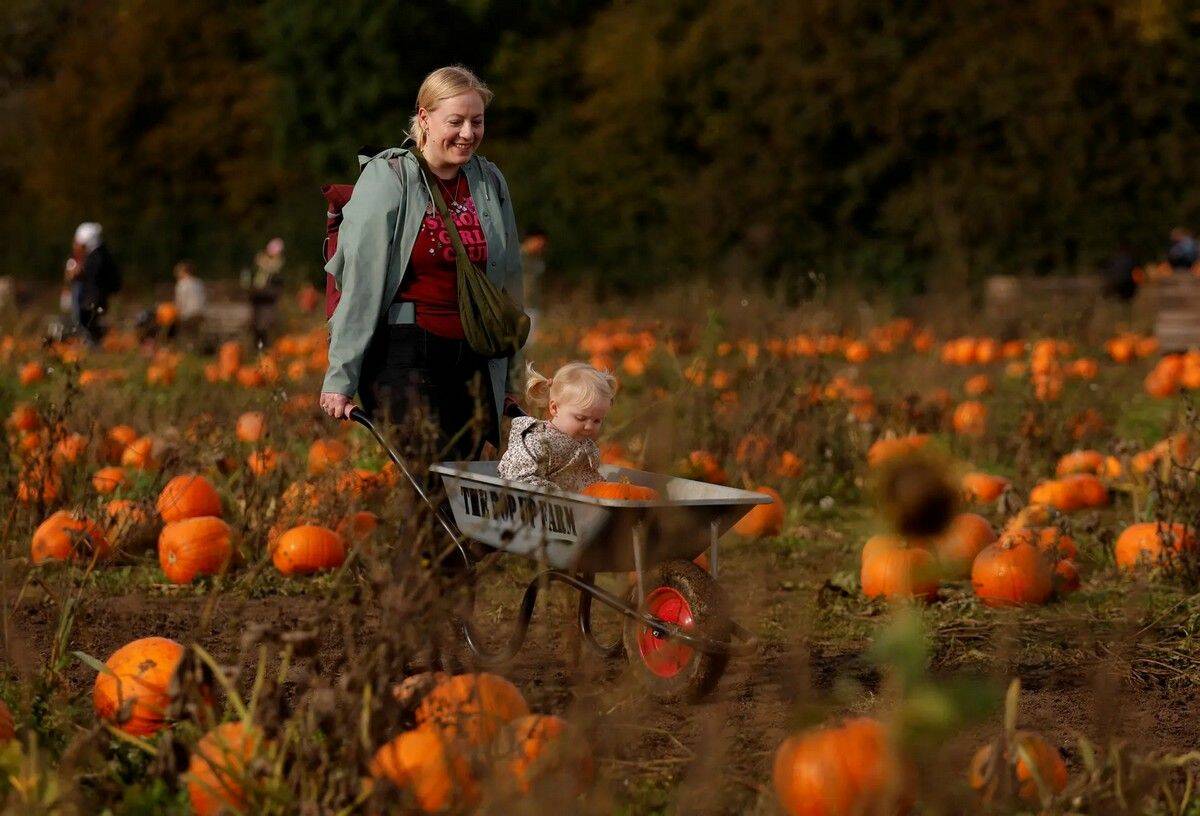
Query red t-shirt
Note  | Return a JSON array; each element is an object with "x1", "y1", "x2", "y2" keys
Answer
[{"x1": 395, "y1": 173, "x2": 488, "y2": 339}]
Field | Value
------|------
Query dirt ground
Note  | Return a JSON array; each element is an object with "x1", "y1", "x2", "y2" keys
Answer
[{"x1": 7, "y1": 527, "x2": 1200, "y2": 814}]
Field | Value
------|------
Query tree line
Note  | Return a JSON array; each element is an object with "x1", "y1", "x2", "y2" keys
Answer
[{"x1": 2, "y1": 0, "x2": 1197, "y2": 294}]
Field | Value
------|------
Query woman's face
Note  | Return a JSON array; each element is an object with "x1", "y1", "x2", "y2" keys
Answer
[{"x1": 419, "y1": 92, "x2": 485, "y2": 170}]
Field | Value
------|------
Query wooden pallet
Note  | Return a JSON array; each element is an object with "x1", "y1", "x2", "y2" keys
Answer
[
  {"x1": 1146, "y1": 276, "x2": 1200, "y2": 352},
  {"x1": 984, "y1": 275, "x2": 1104, "y2": 312}
]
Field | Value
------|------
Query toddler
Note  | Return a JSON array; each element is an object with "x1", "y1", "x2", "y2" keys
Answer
[{"x1": 497, "y1": 362, "x2": 617, "y2": 492}]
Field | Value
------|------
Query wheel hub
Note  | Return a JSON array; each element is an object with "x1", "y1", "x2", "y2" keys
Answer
[{"x1": 637, "y1": 586, "x2": 696, "y2": 677}]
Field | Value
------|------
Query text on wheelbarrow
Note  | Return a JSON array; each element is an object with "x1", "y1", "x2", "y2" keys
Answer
[{"x1": 459, "y1": 486, "x2": 578, "y2": 537}]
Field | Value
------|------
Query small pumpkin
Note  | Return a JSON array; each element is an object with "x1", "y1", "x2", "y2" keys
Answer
[
  {"x1": 31, "y1": 510, "x2": 111, "y2": 565},
  {"x1": 968, "y1": 731, "x2": 1068, "y2": 804},
  {"x1": 971, "y1": 534, "x2": 1053, "y2": 607},
  {"x1": 860, "y1": 536, "x2": 938, "y2": 601},
  {"x1": 961, "y1": 472, "x2": 1009, "y2": 503},
  {"x1": 159, "y1": 517, "x2": 233, "y2": 584},
  {"x1": 370, "y1": 726, "x2": 478, "y2": 813},
  {"x1": 121, "y1": 435, "x2": 160, "y2": 470},
  {"x1": 93, "y1": 636, "x2": 185, "y2": 735},
  {"x1": 307, "y1": 438, "x2": 350, "y2": 475},
  {"x1": 866, "y1": 435, "x2": 928, "y2": 468},
  {"x1": 732, "y1": 487, "x2": 785, "y2": 538},
  {"x1": 1115, "y1": 522, "x2": 1195, "y2": 571},
  {"x1": 336, "y1": 511, "x2": 379, "y2": 540},
  {"x1": 157, "y1": 474, "x2": 222, "y2": 522},
  {"x1": 936, "y1": 513, "x2": 996, "y2": 579},
  {"x1": 92, "y1": 466, "x2": 127, "y2": 495},
  {"x1": 234, "y1": 412, "x2": 266, "y2": 443},
  {"x1": 951, "y1": 401, "x2": 988, "y2": 437},
  {"x1": 581, "y1": 481, "x2": 660, "y2": 501},
  {"x1": 497, "y1": 714, "x2": 594, "y2": 797},
  {"x1": 271, "y1": 525, "x2": 346, "y2": 576},
  {"x1": 186, "y1": 721, "x2": 262, "y2": 816},
  {"x1": 415, "y1": 673, "x2": 530, "y2": 746},
  {"x1": 1054, "y1": 449, "x2": 1104, "y2": 476}
]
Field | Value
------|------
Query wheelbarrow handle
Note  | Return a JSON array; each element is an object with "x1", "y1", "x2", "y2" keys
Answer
[{"x1": 346, "y1": 407, "x2": 467, "y2": 556}]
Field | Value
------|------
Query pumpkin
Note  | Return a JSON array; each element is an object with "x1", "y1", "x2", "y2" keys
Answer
[
  {"x1": 17, "y1": 466, "x2": 61, "y2": 504},
  {"x1": 217, "y1": 342, "x2": 241, "y2": 378},
  {"x1": 498, "y1": 714, "x2": 594, "y2": 796},
  {"x1": 0, "y1": 700, "x2": 13, "y2": 742},
  {"x1": 1034, "y1": 527, "x2": 1077, "y2": 560},
  {"x1": 307, "y1": 438, "x2": 350, "y2": 475},
  {"x1": 246, "y1": 448, "x2": 284, "y2": 476},
  {"x1": 1055, "y1": 450, "x2": 1105, "y2": 476},
  {"x1": 336, "y1": 511, "x2": 379, "y2": 540},
  {"x1": 961, "y1": 472, "x2": 1009, "y2": 503},
  {"x1": 234, "y1": 412, "x2": 266, "y2": 443},
  {"x1": 415, "y1": 673, "x2": 530, "y2": 746},
  {"x1": 155, "y1": 302, "x2": 179, "y2": 327},
  {"x1": 951, "y1": 401, "x2": 988, "y2": 437},
  {"x1": 159, "y1": 517, "x2": 233, "y2": 583},
  {"x1": 1053, "y1": 559, "x2": 1080, "y2": 596},
  {"x1": 773, "y1": 717, "x2": 913, "y2": 816},
  {"x1": 963, "y1": 374, "x2": 992, "y2": 396},
  {"x1": 52, "y1": 432, "x2": 88, "y2": 464},
  {"x1": 18, "y1": 361, "x2": 45, "y2": 386},
  {"x1": 104, "y1": 425, "x2": 140, "y2": 463},
  {"x1": 1115, "y1": 522, "x2": 1195, "y2": 571},
  {"x1": 971, "y1": 534, "x2": 1053, "y2": 607},
  {"x1": 775, "y1": 451, "x2": 806, "y2": 478},
  {"x1": 682, "y1": 450, "x2": 727, "y2": 484},
  {"x1": 93, "y1": 637, "x2": 185, "y2": 735},
  {"x1": 104, "y1": 499, "x2": 153, "y2": 548},
  {"x1": 186, "y1": 721, "x2": 261, "y2": 816},
  {"x1": 157, "y1": 474, "x2": 222, "y2": 522},
  {"x1": 370, "y1": 726, "x2": 478, "y2": 813},
  {"x1": 968, "y1": 732, "x2": 1068, "y2": 804},
  {"x1": 860, "y1": 537, "x2": 938, "y2": 601},
  {"x1": 121, "y1": 435, "x2": 160, "y2": 470},
  {"x1": 936, "y1": 513, "x2": 995, "y2": 579},
  {"x1": 7, "y1": 403, "x2": 41, "y2": 433},
  {"x1": 866, "y1": 435, "x2": 928, "y2": 468},
  {"x1": 735, "y1": 433, "x2": 772, "y2": 466},
  {"x1": 732, "y1": 487, "x2": 785, "y2": 537},
  {"x1": 92, "y1": 466, "x2": 127, "y2": 495},
  {"x1": 31, "y1": 510, "x2": 111, "y2": 565},
  {"x1": 272, "y1": 525, "x2": 346, "y2": 576}
]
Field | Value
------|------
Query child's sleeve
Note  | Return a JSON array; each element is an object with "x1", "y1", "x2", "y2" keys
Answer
[{"x1": 497, "y1": 421, "x2": 557, "y2": 489}]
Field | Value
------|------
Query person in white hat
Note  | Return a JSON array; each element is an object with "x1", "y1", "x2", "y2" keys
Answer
[{"x1": 68, "y1": 222, "x2": 121, "y2": 344}]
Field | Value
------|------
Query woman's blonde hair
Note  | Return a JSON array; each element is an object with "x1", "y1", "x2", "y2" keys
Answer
[
  {"x1": 526, "y1": 361, "x2": 618, "y2": 411},
  {"x1": 408, "y1": 65, "x2": 494, "y2": 150}
]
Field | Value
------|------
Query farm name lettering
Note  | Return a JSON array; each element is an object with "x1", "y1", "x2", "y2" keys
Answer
[{"x1": 459, "y1": 487, "x2": 578, "y2": 536}]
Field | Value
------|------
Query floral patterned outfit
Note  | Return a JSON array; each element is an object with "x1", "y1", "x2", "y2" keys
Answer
[{"x1": 496, "y1": 416, "x2": 603, "y2": 493}]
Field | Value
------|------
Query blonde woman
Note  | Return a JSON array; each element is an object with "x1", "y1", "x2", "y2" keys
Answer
[
  {"x1": 319, "y1": 65, "x2": 524, "y2": 461},
  {"x1": 497, "y1": 362, "x2": 618, "y2": 492}
]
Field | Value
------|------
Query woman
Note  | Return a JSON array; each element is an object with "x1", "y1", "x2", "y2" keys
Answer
[{"x1": 319, "y1": 66, "x2": 524, "y2": 462}]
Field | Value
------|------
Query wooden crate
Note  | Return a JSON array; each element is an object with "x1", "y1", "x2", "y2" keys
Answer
[
  {"x1": 1146, "y1": 276, "x2": 1200, "y2": 351},
  {"x1": 200, "y1": 301, "x2": 252, "y2": 340}
]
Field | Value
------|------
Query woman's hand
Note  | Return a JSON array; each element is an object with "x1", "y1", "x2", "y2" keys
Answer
[{"x1": 319, "y1": 392, "x2": 355, "y2": 419}]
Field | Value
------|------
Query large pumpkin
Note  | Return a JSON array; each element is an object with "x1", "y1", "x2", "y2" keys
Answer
[
  {"x1": 968, "y1": 731, "x2": 1068, "y2": 804},
  {"x1": 773, "y1": 717, "x2": 913, "y2": 816},
  {"x1": 157, "y1": 474, "x2": 222, "y2": 522},
  {"x1": 159, "y1": 517, "x2": 233, "y2": 584},
  {"x1": 93, "y1": 637, "x2": 185, "y2": 735},
  {"x1": 936, "y1": 513, "x2": 995, "y2": 579},
  {"x1": 271, "y1": 525, "x2": 346, "y2": 576},
  {"x1": 186, "y1": 721, "x2": 261, "y2": 816},
  {"x1": 414, "y1": 673, "x2": 530, "y2": 746},
  {"x1": 860, "y1": 536, "x2": 938, "y2": 601},
  {"x1": 971, "y1": 535, "x2": 1053, "y2": 607},
  {"x1": 370, "y1": 726, "x2": 478, "y2": 813},
  {"x1": 31, "y1": 510, "x2": 111, "y2": 565},
  {"x1": 1115, "y1": 522, "x2": 1195, "y2": 571},
  {"x1": 581, "y1": 481, "x2": 661, "y2": 501},
  {"x1": 732, "y1": 487, "x2": 785, "y2": 538}
]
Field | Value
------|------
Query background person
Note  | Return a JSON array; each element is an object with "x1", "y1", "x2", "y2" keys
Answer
[
  {"x1": 318, "y1": 65, "x2": 525, "y2": 464},
  {"x1": 68, "y1": 222, "x2": 120, "y2": 345},
  {"x1": 173, "y1": 260, "x2": 207, "y2": 343},
  {"x1": 242, "y1": 237, "x2": 285, "y2": 346}
]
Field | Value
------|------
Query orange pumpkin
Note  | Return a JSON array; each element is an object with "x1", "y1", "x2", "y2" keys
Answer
[
  {"x1": 1053, "y1": 559, "x2": 1080, "y2": 596},
  {"x1": 307, "y1": 438, "x2": 350, "y2": 475},
  {"x1": 104, "y1": 425, "x2": 140, "y2": 463},
  {"x1": 234, "y1": 412, "x2": 266, "y2": 443},
  {"x1": 159, "y1": 517, "x2": 233, "y2": 584},
  {"x1": 104, "y1": 499, "x2": 153, "y2": 548},
  {"x1": 1054, "y1": 450, "x2": 1105, "y2": 476},
  {"x1": 773, "y1": 717, "x2": 913, "y2": 816},
  {"x1": 1034, "y1": 527, "x2": 1077, "y2": 560},
  {"x1": 246, "y1": 448, "x2": 285, "y2": 476},
  {"x1": 271, "y1": 525, "x2": 346, "y2": 576},
  {"x1": 31, "y1": 510, "x2": 111, "y2": 565},
  {"x1": 963, "y1": 374, "x2": 992, "y2": 396},
  {"x1": 18, "y1": 361, "x2": 45, "y2": 386},
  {"x1": 7, "y1": 403, "x2": 41, "y2": 433},
  {"x1": 581, "y1": 481, "x2": 660, "y2": 501},
  {"x1": 157, "y1": 474, "x2": 222, "y2": 522},
  {"x1": 336, "y1": 511, "x2": 379, "y2": 540},
  {"x1": 186, "y1": 721, "x2": 261, "y2": 816},
  {"x1": 121, "y1": 435, "x2": 160, "y2": 470},
  {"x1": 732, "y1": 487, "x2": 785, "y2": 538},
  {"x1": 936, "y1": 513, "x2": 996, "y2": 579},
  {"x1": 414, "y1": 673, "x2": 530, "y2": 746},
  {"x1": 961, "y1": 472, "x2": 1009, "y2": 503},
  {"x1": 683, "y1": 450, "x2": 727, "y2": 485},
  {"x1": 968, "y1": 732, "x2": 1068, "y2": 804},
  {"x1": 155, "y1": 302, "x2": 179, "y2": 327},
  {"x1": 971, "y1": 534, "x2": 1053, "y2": 607},
  {"x1": 866, "y1": 435, "x2": 928, "y2": 468},
  {"x1": 775, "y1": 451, "x2": 806, "y2": 478},
  {"x1": 17, "y1": 466, "x2": 61, "y2": 504},
  {"x1": 52, "y1": 432, "x2": 88, "y2": 465},
  {"x1": 860, "y1": 537, "x2": 938, "y2": 601},
  {"x1": 92, "y1": 466, "x2": 127, "y2": 495},
  {"x1": 1115, "y1": 522, "x2": 1195, "y2": 571},
  {"x1": 499, "y1": 714, "x2": 594, "y2": 796},
  {"x1": 370, "y1": 726, "x2": 478, "y2": 813},
  {"x1": 951, "y1": 401, "x2": 988, "y2": 437},
  {"x1": 93, "y1": 637, "x2": 185, "y2": 735}
]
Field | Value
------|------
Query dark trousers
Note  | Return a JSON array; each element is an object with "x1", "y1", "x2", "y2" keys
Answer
[{"x1": 358, "y1": 323, "x2": 497, "y2": 464}]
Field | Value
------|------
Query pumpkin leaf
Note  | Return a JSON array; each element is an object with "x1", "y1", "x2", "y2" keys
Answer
[{"x1": 73, "y1": 650, "x2": 115, "y2": 677}]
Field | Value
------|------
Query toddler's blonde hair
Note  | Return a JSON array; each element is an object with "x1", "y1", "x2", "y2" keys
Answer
[{"x1": 526, "y1": 361, "x2": 618, "y2": 411}]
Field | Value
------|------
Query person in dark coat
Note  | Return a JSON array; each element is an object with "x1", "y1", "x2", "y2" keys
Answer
[
  {"x1": 1168, "y1": 227, "x2": 1198, "y2": 272},
  {"x1": 69, "y1": 222, "x2": 120, "y2": 345}
]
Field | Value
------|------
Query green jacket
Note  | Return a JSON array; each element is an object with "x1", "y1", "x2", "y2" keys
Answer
[{"x1": 322, "y1": 147, "x2": 524, "y2": 422}]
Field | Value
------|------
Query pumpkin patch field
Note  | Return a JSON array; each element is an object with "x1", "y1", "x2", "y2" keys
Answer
[{"x1": 5, "y1": 285, "x2": 1200, "y2": 814}]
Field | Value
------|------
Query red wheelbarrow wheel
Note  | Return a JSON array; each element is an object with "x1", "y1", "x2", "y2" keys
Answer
[{"x1": 622, "y1": 559, "x2": 731, "y2": 701}]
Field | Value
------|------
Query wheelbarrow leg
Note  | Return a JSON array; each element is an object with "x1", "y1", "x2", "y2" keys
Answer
[
  {"x1": 577, "y1": 573, "x2": 623, "y2": 658},
  {"x1": 709, "y1": 519, "x2": 720, "y2": 578},
  {"x1": 632, "y1": 521, "x2": 646, "y2": 607}
]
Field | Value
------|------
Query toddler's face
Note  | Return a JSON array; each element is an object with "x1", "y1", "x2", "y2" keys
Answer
[{"x1": 550, "y1": 398, "x2": 610, "y2": 440}]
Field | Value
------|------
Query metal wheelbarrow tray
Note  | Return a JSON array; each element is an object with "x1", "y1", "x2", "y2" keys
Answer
[{"x1": 353, "y1": 409, "x2": 770, "y2": 701}]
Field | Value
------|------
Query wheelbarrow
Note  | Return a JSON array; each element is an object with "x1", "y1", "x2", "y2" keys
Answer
[{"x1": 350, "y1": 408, "x2": 769, "y2": 701}]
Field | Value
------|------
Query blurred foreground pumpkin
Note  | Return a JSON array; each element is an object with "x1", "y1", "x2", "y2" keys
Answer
[
  {"x1": 186, "y1": 721, "x2": 262, "y2": 816},
  {"x1": 414, "y1": 673, "x2": 529, "y2": 746}
]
